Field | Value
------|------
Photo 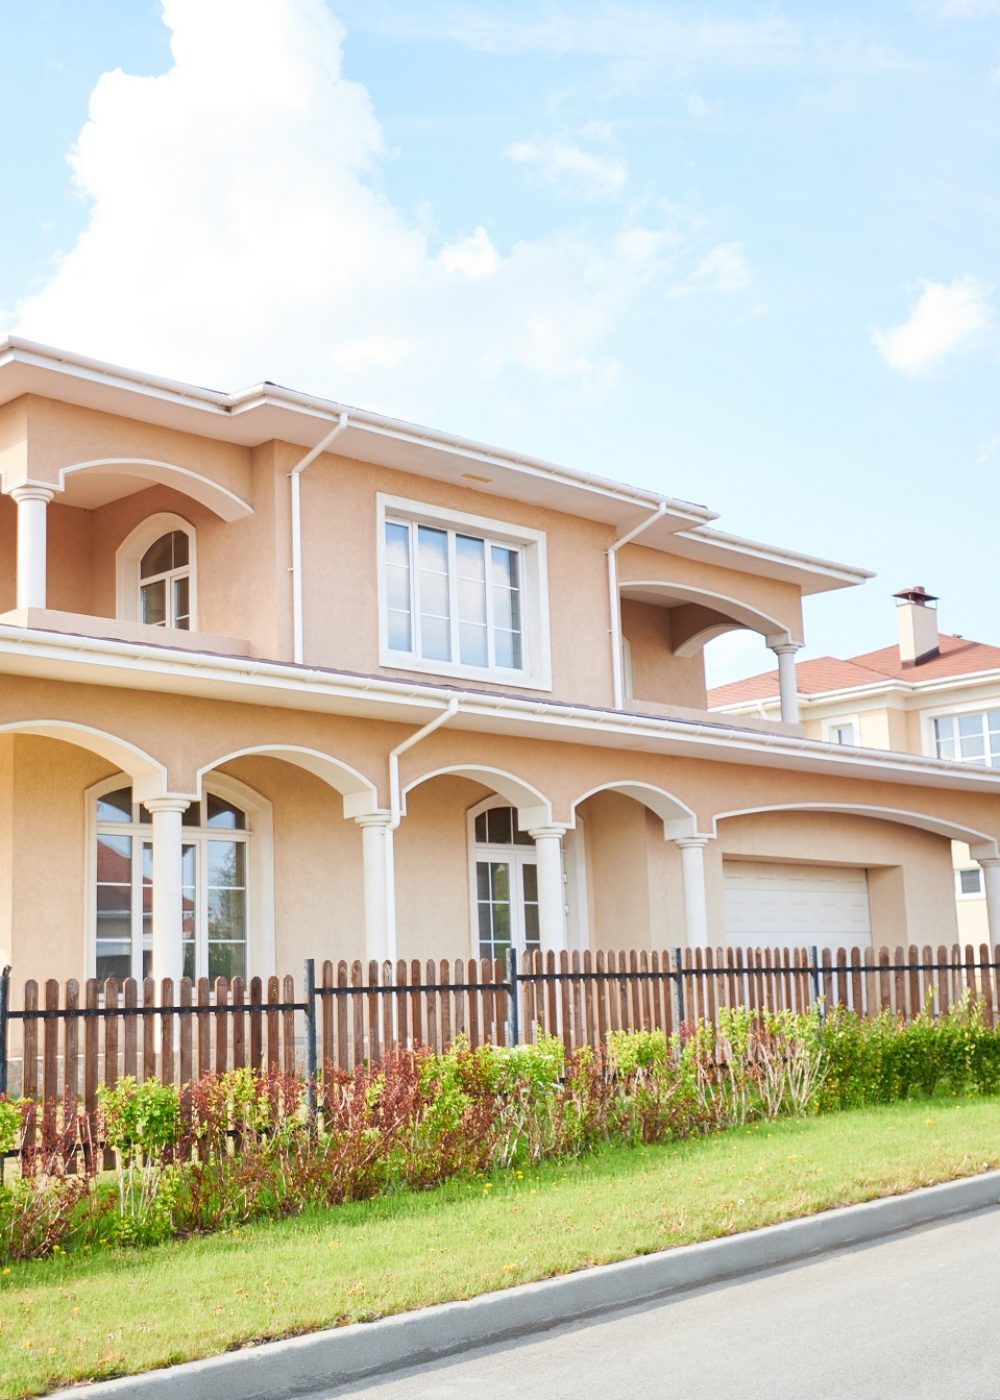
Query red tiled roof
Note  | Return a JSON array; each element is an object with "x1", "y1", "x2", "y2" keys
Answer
[{"x1": 708, "y1": 635, "x2": 1000, "y2": 709}]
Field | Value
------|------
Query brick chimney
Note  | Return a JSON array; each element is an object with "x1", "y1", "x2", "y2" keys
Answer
[{"x1": 894, "y1": 585, "x2": 939, "y2": 666}]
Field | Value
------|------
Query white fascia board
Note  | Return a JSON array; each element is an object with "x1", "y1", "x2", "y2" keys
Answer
[
  {"x1": 669, "y1": 525, "x2": 873, "y2": 594},
  {"x1": 3, "y1": 626, "x2": 1000, "y2": 797}
]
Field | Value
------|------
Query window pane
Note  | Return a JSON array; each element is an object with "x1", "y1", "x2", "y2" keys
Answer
[
  {"x1": 208, "y1": 942, "x2": 246, "y2": 982},
  {"x1": 182, "y1": 941, "x2": 196, "y2": 981},
  {"x1": 419, "y1": 568, "x2": 450, "y2": 618},
  {"x1": 173, "y1": 574, "x2": 190, "y2": 630},
  {"x1": 989, "y1": 710, "x2": 1000, "y2": 734},
  {"x1": 97, "y1": 787, "x2": 132, "y2": 822},
  {"x1": 171, "y1": 530, "x2": 189, "y2": 568},
  {"x1": 96, "y1": 833, "x2": 132, "y2": 882},
  {"x1": 206, "y1": 793, "x2": 246, "y2": 830},
  {"x1": 513, "y1": 821, "x2": 534, "y2": 847},
  {"x1": 97, "y1": 945, "x2": 133, "y2": 982},
  {"x1": 456, "y1": 535, "x2": 486, "y2": 580},
  {"x1": 387, "y1": 610, "x2": 412, "y2": 651},
  {"x1": 490, "y1": 546, "x2": 518, "y2": 588},
  {"x1": 140, "y1": 579, "x2": 167, "y2": 626},
  {"x1": 494, "y1": 629, "x2": 523, "y2": 670},
  {"x1": 958, "y1": 713, "x2": 984, "y2": 739},
  {"x1": 485, "y1": 806, "x2": 513, "y2": 845},
  {"x1": 457, "y1": 576, "x2": 487, "y2": 625},
  {"x1": 960, "y1": 869, "x2": 982, "y2": 895},
  {"x1": 420, "y1": 615, "x2": 451, "y2": 661},
  {"x1": 475, "y1": 813, "x2": 487, "y2": 843},
  {"x1": 459, "y1": 621, "x2": 488, "y2": 667},
  {"x1": 140, "y1": 533, "x2": 174, "y2": 579},
  {"x1": 522, "y1": 903, "x2": 540, "y2": 951},
  {"x1": 208, "y1": 891, "x2": 246, "y2": 940},
  {"x1": 207, "y1": 840, "x2": 246, "y2": 886},
  {"x1": 386, "y1": 564, "x2": 411, "y2": 612},
  {"x1": 384, "y1": 521, "x2": 411, "y2": 568},
  {"x1": 417, "y1": 526, "x2": 448, "y2": 573},
  {"x1": 521, "y1": 863, "x2": 538, "y2": 900}
]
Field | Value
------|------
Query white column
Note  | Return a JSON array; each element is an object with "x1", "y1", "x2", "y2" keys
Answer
[
  {"x1": 11, "y1": 486, "x2": 54, "y2": 611},
  {"x1": 528, "y1": 825, "x2": 569, "y2": 953},
  {"x1": 770, "y1": 642, "x2": 803, "y2": 725},
  {"x1": 979, "y1": 858, "x2": 1000, "y2": 952},
  {"x1": 674, "y1": 836, "x2": 711, "y2": 949},
  {"x1": 357, "y1": 813, "x2": 395, "y2": 963},
  {"x1": 143, "y1": 796, "x2": 190, "y2": 985}
]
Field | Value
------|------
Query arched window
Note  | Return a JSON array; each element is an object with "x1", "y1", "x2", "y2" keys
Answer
[
  {"x1": 116, "y1": 513, "x2": 196, "y2": 631},
  {"x1": 468, "y1": 799, "x2": 539, "y2": 965},
  {"x1": 90, "y1": 777, "x2": 255, "y2": 983}
]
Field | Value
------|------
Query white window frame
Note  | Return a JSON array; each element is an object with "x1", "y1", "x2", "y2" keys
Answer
[
  {"x1": 377, "y1": 493, "x2": 551, "y2": 690},
  {"x1": 466, "y1": 796, "x2": 541, "y2": 962},
  {"x1": 923, "y1": 702, "x2": 1000, "y2": 768},
  {"x1": 116, "y1": 512, "x2": 198, "y2": 631},
  {"x1": 955, "y1": 866, "x2": 985, "y2": 900},
  {"x1": 823, "y1": 716, "x2": 860, "y2": 746},
  {"x1": 85, "y1": 771, "x2": 274, "y2": 981}
]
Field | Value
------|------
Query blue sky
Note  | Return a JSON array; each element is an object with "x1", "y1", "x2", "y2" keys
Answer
[{"x1": 1, "y1": 0, "x2": 998, "y2": 683}]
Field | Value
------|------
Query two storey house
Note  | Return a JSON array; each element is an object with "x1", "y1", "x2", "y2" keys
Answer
[
  {"x1": 2, "y1": 338, "x2": 1000, "y2": 989},
  {"x1": 710, "y1": 587, "x2": 1000, "y2": 946}
]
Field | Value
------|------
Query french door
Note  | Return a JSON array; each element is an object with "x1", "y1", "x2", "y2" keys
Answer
[{"x1": 472, "y1": 805, "x2": 540, "y2": 966}]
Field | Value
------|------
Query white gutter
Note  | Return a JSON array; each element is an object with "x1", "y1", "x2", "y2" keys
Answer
[
  {"x1": 289, "y1": 412, "x2": 348, "y2": 664},
  {"x1": 608, "y1": 502, "x2": 668, "y2": 709},
  {"x1": 5, "y1": 622, "x2": 1000, "y2": 794},
  {"x1": 388, "y1": 695, "x2": 462, "y2": 828}
]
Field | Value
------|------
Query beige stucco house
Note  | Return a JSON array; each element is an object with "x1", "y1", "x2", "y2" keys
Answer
[
  {"x1": 710, "y1": 587, "x2": 1000, "y2": 947},
  {"x1": 1, "y1": 338, "x2": 999, "y2": 989}
]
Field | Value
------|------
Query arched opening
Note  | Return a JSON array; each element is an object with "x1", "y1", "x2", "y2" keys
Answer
[
  {"x1": 617, "y1": 580, "x2": 797, "y2": 713},
  {"x1": 712, "y1": 804, "x2": 987, "y2": 951},
  {"x1": 570, "y1": 781, "x2": 698, "y2": 954},
  {"x1": 58, "y1": 458, "x2": 252, "y2": 521},
  {"x1": 197, "y1": 745, "x2": 379, "y2": 820}
]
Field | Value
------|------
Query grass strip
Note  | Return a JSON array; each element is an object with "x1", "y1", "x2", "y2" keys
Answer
[{"x1": 3, "y1": 1095, "x2": 1000, "y2": 1398}]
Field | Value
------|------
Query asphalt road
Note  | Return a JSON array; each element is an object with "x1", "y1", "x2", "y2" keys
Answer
[{"x1": 314, "y1": 1206, "x2": 1000, "y2": 1400}]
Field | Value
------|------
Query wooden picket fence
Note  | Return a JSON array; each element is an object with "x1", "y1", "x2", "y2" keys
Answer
[{"x1": 3, "y1": 943, "x2": 1000, "y2": 1164}]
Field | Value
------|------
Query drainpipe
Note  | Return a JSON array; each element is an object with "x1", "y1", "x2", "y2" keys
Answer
[
  {"x1": 289, "y1": 412, "x2": 348, "y2": 664},
  {"x1": 388, "y1": 695, "x2": 462, "y2": 830},
  {"x1": 371, "y1": 695, "x2": 461, "y2": 962},
  {"x1": 607, "y1": 501, "x2": 668, "y2": 709}
]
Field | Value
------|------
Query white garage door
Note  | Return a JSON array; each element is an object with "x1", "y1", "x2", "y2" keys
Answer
[{"x1": 723, "y1": 860, "x2": 872, "y2": 949}]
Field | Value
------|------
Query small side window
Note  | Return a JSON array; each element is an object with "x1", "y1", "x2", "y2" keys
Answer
[{"x1": 116, "y1": 514, "x2": 197, "y2": 632}]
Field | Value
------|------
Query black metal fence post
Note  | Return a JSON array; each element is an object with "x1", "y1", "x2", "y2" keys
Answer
[
  {"x1": 0, "y1": 966, "x2": 9, "y2": 1098},
  {"x1": 508, "y1": 948, "x2": 520, "y2": 1047},
  {"x1": 673, "y1": 948, "x2": 685, "y2": 1032},
  {"x1": 303, "y1": 958, "x2": 318, "y2": 1123},
  {"x1": 810, "y1": 944, "x2": 825, "y2": 1026}
]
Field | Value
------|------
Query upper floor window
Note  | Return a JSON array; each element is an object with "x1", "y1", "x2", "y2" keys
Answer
[
  {"x1": 933, "y1": 710, "x2": 1000, "y2": 767},
  {"x1": 830, "y1": 722, "x2": 856, "y2": 746},
  {"x1": 116, "y1": 513, "x2": 197, "y2": 632},
  {"x1": 140, "y1": 530, "x2": 191, "y2": 629},
  {"x1": 377, "y1": 494, "x2": 551, "y2": 689}
]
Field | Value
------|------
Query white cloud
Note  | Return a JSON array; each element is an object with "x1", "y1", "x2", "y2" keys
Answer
[
  {"x1": 506, "y1": 137, "x2": 627, "y2": 199},
  {"x1": 2, "y1": 0, "x2": 747, "y2": 424},
  {"x1": 871, "y1": 276, "x2": 994, "y2": 375}
]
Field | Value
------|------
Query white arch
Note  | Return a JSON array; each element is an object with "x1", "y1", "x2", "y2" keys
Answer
[
  {"x1": 713, "y1": 803, "x2": 1000, "y2": 860},
  {"x1": 58, "y1": 458, "x2": 252, "y2": 521},
  {"x1": 199, "y1": 744, "x2": 379, "y2": 819},
  {"x1": 572, "y1": 780, "x2": 697, "y2": 840},
  {"x1": 0, "y1": 719, "x2": 168, "y2": 801},
  {"x1": 402, "y1": 764, "x2": 553, "y2": 830},
  {"x1": 619, "y1": 580, "x2": 796, "y2": 651}
]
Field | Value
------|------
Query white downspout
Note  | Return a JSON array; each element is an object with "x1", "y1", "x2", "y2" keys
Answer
[
  {"x1": 289, "y1": 412, "x2": 348, "y2": 664},
  {"x1": 607, "y1": 501, "x2": 668, "y2": 709},
  {"x1": 382, "y1": 695, "x2": 461, "y2": 960},
  {"x1": 388, "y1": 695, "x2": 462, "y2": 830}
]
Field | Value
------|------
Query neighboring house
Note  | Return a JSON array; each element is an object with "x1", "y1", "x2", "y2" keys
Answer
[
  {"x1": 709, "y1": 587, "x2": 1000, "y2": 946},
  {"x1": 1, "y1": 339, "x2": 999, "y2": 988}
]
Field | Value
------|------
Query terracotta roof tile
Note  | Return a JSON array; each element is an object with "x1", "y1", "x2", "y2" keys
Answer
[{"x1": 708, "y1": 634, "x2": 1000, "y2": 709}]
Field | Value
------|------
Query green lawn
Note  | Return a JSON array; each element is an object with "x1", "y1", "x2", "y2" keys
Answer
[{"x1": 4, "y1": 1097, "x2": 1000, "y2": 1398}]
